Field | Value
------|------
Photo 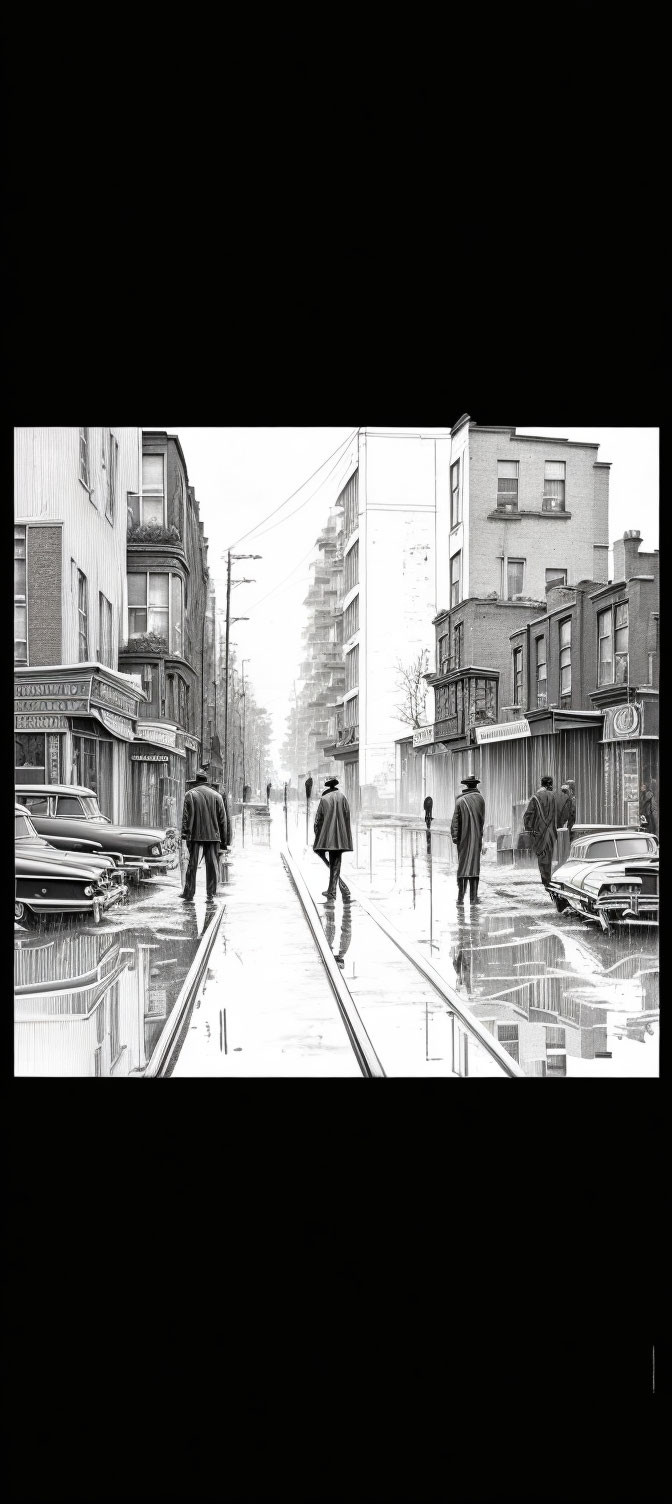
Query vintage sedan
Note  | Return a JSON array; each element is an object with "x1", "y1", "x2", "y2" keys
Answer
[
  {"x1": 15, "y1": 805, "x2": 129, "y2": 924},
  {"x1": 549, "y1": 829, "x2": 658, "y2": 932},
  {"x1": 15, "y1": 785, "x2": 178, "y2": 878}
]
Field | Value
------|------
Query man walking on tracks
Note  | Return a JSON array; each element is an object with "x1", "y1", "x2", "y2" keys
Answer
[
  {"x1": 180, "y1": 769, "x2": 228, "y2": 903},
  {"x1": 313, "y1": 775, "x2": 353, "y2": 900},
  {"x1": 523, "y1": 773, "x2": 558, "y2": 889},
  {"x1": 451, "y1": 774, "x2": 485, "y2": 906}
]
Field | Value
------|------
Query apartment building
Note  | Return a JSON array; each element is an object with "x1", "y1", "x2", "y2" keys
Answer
[{"x1": 14, "y1": 427, "x2": 147, "y2": 820}]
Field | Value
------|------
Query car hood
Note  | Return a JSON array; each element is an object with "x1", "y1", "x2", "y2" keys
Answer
[
  {"x1": 553, "y1": 856, "x2": 658, "y2": 891},
  {"x1": 15, "y1": 842, "x2": 110, "y2": 881}
]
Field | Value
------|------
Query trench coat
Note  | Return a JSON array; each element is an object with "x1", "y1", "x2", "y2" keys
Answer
[
  {"x1": 523, "y1": 787, "x2": 557, "y2": 860},
  {"x1": 313, "y1": 789, "x2": 353, "y2": 852},
  {"x1": 450, "y1": 790, "x2": 485, "y2": 878},
  {"x1": 181, "y1": 784, "x2": 229, "y2": 847},
  {"x1": 557, "y1": 789, "x2": 576, "y2": 835}
]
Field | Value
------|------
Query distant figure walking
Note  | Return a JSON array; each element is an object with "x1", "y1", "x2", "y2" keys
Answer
[
  {"x1": 284, "y1": 782, "x2": 288, "y2": 807},
  {"x1": 266, "y1": 780, "x2": 272, "y2": 805},
  {"x1": 423, "y1": 795, "x2": 433, "y2": 829},
  {"x1": 557, "y1": 780, "x2": 576, "y2": 846},
  {"x1": 313, "y1": 775, "x2": 353, "y2": 900},
  {"x1": 640, "y1": 781, "x2": 657, "y2": 835},
  {"x1": 305, "y1": 773, "x2": 314, "y2": 803},
  {"x1": 523, "y1": 774, "x2": 558, "y2": 889},
  {"x1": 180, "y1": 769, "x2": 228, "y2": 903},
  {"x1": 450, "y1": 774, "x2": 485, "y2": 906}
]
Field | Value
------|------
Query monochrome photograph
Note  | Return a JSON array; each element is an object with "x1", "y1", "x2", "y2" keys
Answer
[{"x1": 13, "y1": 424, "x2": 659, "y2": 1078}]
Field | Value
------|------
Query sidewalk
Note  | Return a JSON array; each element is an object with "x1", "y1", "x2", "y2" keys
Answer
[{"x1": 171, "y1": 826, "x2": 361, "y2": 1076}]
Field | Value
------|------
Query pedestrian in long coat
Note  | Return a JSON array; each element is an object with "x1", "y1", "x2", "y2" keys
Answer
[
  {"x1": 180, "y1": 770, "x2": 228, "y2": 902},
  {"x1": 640, "y1": 782, "x2": 657, "y2": 835},
  {"x1": 313, "y1": 775, "x2": 353, "y2": 900},
  {"x1": 305, "y1": 774, "x2": 314, "y2": 802},
  {"x1": 450, "y1": 774, "x2": 485, "y2": 906},
  {"x1": 557, "y1": 780, "x2": 576, "y2": 846},
  {"x1": 523, "y1": 774, "x2": 558, "y2": 889}
]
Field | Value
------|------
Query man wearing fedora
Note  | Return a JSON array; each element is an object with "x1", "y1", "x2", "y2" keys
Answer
[
  {"x1": 180, "y1": 769, "x2": 229, "y2": 903},
  {"x1": 313, "y1": 775, "x2": 353, "y2": 900},
  {"x1": 523, "y1": 773, "x2": 558, "y2": 889},
  {"x1": 450, "y1": 773, "x2": 486, "y2": 906}
]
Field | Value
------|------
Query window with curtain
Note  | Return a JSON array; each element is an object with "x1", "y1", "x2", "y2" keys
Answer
[
  {"x1": 536, "y1": 636, "x2": 547, "y2": 706},
  {"x1": 497, "y1": 460, "x2": 519, "y2": 510},
  {"x1": 507, "y1": 558, "x2": 525, "y2": 599},
  {"x1": 140, "y1": 454, "x2": 165, "y2": 525},
  {"x1": 512, "y1": 647, "x2": 523, "y2": 705},
  {"x1": 79, "y1": 428, "x2": 90, "y2": 488},
  {"x1": 77, "y1": 569, "x2": 88, "y2": 660},
  {"x1": 450, "y1": 459, "x2": 462, "y2": 528},
  {"x1": 98, "y1": 593, "x2": 113, "y2": 666},
  {"x1": 450, "y1": 551, "x2": 461, "y2": 608},
  {"x1": 559, "y1": 618, "x2": 571, "y2": 695},
  {"x1": 14, "y1": 525, "x2": 27, "y2": 662},
  {"x1": 127, "y1": 572, "x2": 183, "y2": 650},
  {"x1": 597, "y1": 608, "x2": 613, "y2": 685},
  {"x1": 543, "y1": 460, "x2": 566, "y2": 511}
]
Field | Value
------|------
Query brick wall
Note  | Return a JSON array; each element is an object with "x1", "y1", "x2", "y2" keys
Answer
[{"x1": 27, "y1": 526, "x2": 62, "y2": 665}]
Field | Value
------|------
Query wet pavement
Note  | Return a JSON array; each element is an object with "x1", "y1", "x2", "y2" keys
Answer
[{"x1": 14, "y1": 804, "x2": 659, "y2": 1077}]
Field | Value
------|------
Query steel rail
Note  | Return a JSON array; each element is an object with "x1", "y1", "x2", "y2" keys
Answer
[
  {"x1": 144, "y1": 903, "x2": 226, "y2": 1079},
  {"x1": 280, "y1": 843, "x2": 386, "y2": 1079},
  {"x1": 326, "y1": 874, "x2": 525, "y2": 1079}
]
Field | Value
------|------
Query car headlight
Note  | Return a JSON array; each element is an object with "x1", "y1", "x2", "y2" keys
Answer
[
  {"x1": 608, "y1": 884, "x2": 635, "y2": 894},
  {"x1": 150, "y1": 844, "x2": 162, "y2": 857},
  {"x1": 84, "y1": 885, "x2": 94, "y2": 896}
]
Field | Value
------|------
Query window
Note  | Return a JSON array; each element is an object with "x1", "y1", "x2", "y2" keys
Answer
[
  {"x1": 454, "y1": 621, "x2": 464, "y2": 670},
  {"x1": 615, "y1": 837, "x2": 653, "y2": 858},
  {"x1": 505, "y1": 558, "x2": 525, "y2": 600},
  {"x1": 344, "y1": 540, "x2": 359, "y2": 595},
  {"x1": 543, "y1": 460, "x2": 566, "y2": 511},
  {"x1": 127, "y1": 571, "x2": 184, "y2": 652},
  {"x1": 597, "y1": 607, "x2": 612, "y2": 685},
  {"x1": 98, "y1": 593, "x2": 113, "y2": 667},
  {"x1": 106, "y1": 431, "x2": 118, "y2": 523},
  {"x1": 77, "y1": 568, "x2": 88, "y2": 660},
  {"x1": 512, "y1": 647, "x2": 523, "y2": 706},
  {"x1": 344, "y1": 595, "x2": 359, "y2": 640},
  {"x1": 127, "y1": 454, "x2": 166, "y2": 528},
  {"x1": 340, "y1": 471, "x2": 359, "y2": 539},
  {"x1": 546, "y1": 1027, "x2": 566, "y2": 1049},
  {"x1": 614, "y1": 602, "x2": 629, "y2": 684},
  {"x1": 497, "y1": 460, "x2": 519, "y2": 510},
  {"x1": 450, "y1": 551, "x2": 461, "y2": 608},
  {"x1": 345, "y1": 644, "x2": 359, "y2": 692},
  {"x1": 535, "y1": 636, "x2": 547, "y2": 707},
  {"x1": 498, "y1": 1023, "x2": 519, "y2": 1063},
  {"x1": 79, "y1": 427, "x2": 90, "y2": 489},
  {"x1": 345, "y1": 694, "x2": 358, "y2": 729},
  {"x1": 585, "y1": 838, "x2": 617, "y2": 859},
  {"x1": 450, "y1": 459, "x2": 462, "y2": 528},
  {"x1": 559, "y1": 618, "x2": 571, "y2": 695},
  {"x1": 545, "y1": 568, "x2": 567, "y2": 587},
  {"x1": 14, "y1": 733, "x2": 45, "y2": 778},
  {"x1": 598, "y1": 603, "x2": 627, "y2": 687},
  {"x1": 14, "y1": 525, "x2": 27, "y2": 662},
  {"x1": 438, "y1": 632, "x2": 450, "y2": 673}
]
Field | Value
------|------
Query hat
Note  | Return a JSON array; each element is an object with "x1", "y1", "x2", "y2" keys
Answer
[
  {"x1": 195, "y1": 768, "x2": 209, "y2": 782},
  {"x1": 460, "y1": 774, "x2": 480, "y2": 788},
  {"x1": 323, "y1": 776, "x2": 339, "y2": 789}
]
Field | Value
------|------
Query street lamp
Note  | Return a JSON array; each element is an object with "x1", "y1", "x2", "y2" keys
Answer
[{"x1": 221, "y1": 550, "x2": 262, "y2": 801}]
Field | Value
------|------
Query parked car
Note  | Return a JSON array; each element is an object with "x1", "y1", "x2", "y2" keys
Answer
[
  {"x1": 15, "y1": 805, "x2": 129, "y2": 924},
  {"x1": 549, "y1": 829, "x2": 658, "y2": 932},
  {"x1": 15, "y1": 785, "x2": 178, "y2": 878}
]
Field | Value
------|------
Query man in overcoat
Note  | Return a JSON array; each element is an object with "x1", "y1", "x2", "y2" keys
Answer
[
  {"x1": 557, "y1": 780, "x2": 576, "y2": 847},
  {"x1": 180, "y1": 769, "x2": 229, "y2": 902},
  {"x1": 313, "y1": 775, "x2": 353, "y2": 900},
  {"x1": 523, "y1": 774, "x2": 558, "y2": 889},
  {"x1": 450, "y1": 774, "x2": 486, "y2": 906},
  {"x1": 266, "y1": 780, "x2": 272, "y2": 805}
]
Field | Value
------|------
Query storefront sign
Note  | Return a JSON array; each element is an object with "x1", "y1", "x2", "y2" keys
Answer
[
  {"x1": 98, "y1": 708, "x2": 136, "y2": 741},
  {"x1": 131, "y1": 754, "x2": 169, "y2": 762},
  {"x1": 603, "y1": 704, "x2": 641, "y2": 740},
  {"x1": 15, "y1": 681, "x2": 91, "y2": 715},
  {"x1": 434, "y1": 716, "x2": 459, "y2": 741},
  {"x1": 413, "y1": 725, "x2": 435, "y2": 748},
  {"x1": 136, "y1": 723, "x2": 176, "y2": 749},
  {"x1": 475, "y1": 719, "x2": 531, "y2": 744},
  {"x1": 183, "y1": 734, "x2": 199, "y2": 752},
  {"x1": 90, "y1": 677, "x2": 138, "y2": 719},
  {"x1": 48, "y1": 735, "x2": 60, "y2": 783},
  {"x1": 15, "y1": 713, "x2": 69, "y2": 730}
]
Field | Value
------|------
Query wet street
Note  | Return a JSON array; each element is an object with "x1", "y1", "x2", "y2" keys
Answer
[{"x1": 14, "y1": 805, "x2": 659, "y2": 1077}]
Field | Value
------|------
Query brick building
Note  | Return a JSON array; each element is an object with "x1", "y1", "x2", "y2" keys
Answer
[
  {"x1": 14, "y1": 427, "x2": 147, "y2": 819},
  {"x1": 118, "y1": 431, "x2": 211, "y2": 828}
]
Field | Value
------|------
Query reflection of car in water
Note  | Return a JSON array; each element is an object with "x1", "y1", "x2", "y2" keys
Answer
[
  {"x1": 548, "y1": 829, "x2": 658, "y2": 933},
  {"x1": 15, "y1": 784, "x2": 178, "y2": 877},
  {"x1": 15, "y1": 806, "x2": 128, "y2": 924}
]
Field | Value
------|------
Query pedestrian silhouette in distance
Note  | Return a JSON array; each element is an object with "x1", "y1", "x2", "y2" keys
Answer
[
  {"x1": 451, "y1": 774, "x2": 485, "y2": 907},
  {"x1": 305, "y1": 773, "x2": 313, "y2": 802}
]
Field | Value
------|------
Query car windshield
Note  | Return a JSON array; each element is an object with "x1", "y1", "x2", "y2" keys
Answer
[
  {"x1": 615, "y1": 837, "x2": 655, "y2": 857},
  {"x1": 16, "y1": 813, "x2": 39, "y2": 840},
  {"x1": 585, "y1": 839, "x2": 617, "y2": 859},
  {"x1": 56, "y1": 795, "x2": 103, "y2": 818}
]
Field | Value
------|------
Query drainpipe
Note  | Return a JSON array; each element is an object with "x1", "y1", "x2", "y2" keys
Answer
[{"x1": 200, "y1": 591, "x2": 207, "y2": 758}]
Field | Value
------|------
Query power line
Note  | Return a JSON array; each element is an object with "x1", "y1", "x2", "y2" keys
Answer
[
  {"x1": 251, "y1": 445, "x2": 356, "y2": 541},
  {"x1": 223, "y1": 427, "x2": 358, "y2": 552},
  {"x1": 245, "y1": 541, "x2": 318, "y2": 614}
]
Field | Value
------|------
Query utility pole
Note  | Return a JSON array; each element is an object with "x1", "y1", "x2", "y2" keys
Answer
[{"x1": 221, "y1": 550, "x2": 260, "y2": 796}]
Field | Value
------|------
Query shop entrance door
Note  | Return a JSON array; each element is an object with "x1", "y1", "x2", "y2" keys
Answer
[{"x1": 622, "y1": 744, "x2": 640, "y2": 828}]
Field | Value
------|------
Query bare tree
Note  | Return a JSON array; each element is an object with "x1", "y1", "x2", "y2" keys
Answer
[{"x1": 394, "y1": 650, "x2": 429, "y2": 729}]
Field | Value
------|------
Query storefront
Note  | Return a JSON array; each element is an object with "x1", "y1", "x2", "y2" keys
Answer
[
  {"x1": 14, "y1": 665, "x2": 145, "y2": 822},
  {"x1": 598, "y1": 697, "x2": 659, "y2": 829},
  {"x1": 129, "y1": 721, "x2": 188, "y2": 830}
]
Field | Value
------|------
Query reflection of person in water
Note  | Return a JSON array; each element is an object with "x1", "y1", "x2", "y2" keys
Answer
[{"x1": 323, "y1": 896, "x2": 352, "y2": 967}]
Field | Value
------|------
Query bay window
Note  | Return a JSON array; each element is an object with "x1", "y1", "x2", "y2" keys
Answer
[
  {"x1": 512, "y1": 647, "x2": 523, "y2": 705},
  {"x1": 597, "y1": 608, "x2": 612, "y2": 685},
  {"x1": 598, "y1": 602, "x2": 629, "y2": 686},
  {"x1": 454, "y1": 621, "x2": 464, "y2": 669},
  {"x1": 127, "y1": 571, "x2": 184, "y2": 653}
]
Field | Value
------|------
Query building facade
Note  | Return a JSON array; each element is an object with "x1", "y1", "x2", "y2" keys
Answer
[
  {"x1": 14, "y1": 427, "x2": 147, "y2": 819},
  {"x1": 118, "y1": 432, "x2": 211, "y2": 828}
]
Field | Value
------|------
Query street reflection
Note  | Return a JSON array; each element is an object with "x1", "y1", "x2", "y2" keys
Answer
[{"x1": 323, "y1": 897, "x2": 353, "y2": 968}]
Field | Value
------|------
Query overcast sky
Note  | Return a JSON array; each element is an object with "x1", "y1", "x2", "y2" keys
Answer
[{"x1": 147, "y1": 426, "x2": 659, "y2": 773}]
